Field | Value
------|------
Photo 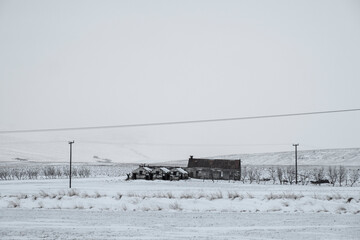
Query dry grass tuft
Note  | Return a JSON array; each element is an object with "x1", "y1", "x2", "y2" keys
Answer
[
  {"x1": 7, "y1": 200, "x2": 20, "y2": 208},
  {"x1": 265, "y1": 192, "x2": 304, "y2": 200},
  {"x1": 128, "y1": 192, "x2": 140, "y2": 198},
  {"x1": 74, "y1": 204, "x2": 84, "y2": 209},
  {"x1": 81, "y1": 192, "x2": 90, "y2": 198},
  {"x1": 169, "y1": 202, "x2": 182, "y2": 211},
  {"x1": 166, "y1": 192, "x2": 175, "y2": 199},
  {"x1": 228, "y1": 191, "x2": 244, "y2": 200},
  {"x1": 93, "y1": 191, "x2": 102, "y2": 198},
  {"x1": 18, "y1": 193, "x2": 28, "y2": 199},
  {"x1": 39, "y1": 190, "x2": 49, "y2": 198},
  {"x1": 67, "y1": 189, "x2": 79, "y2": 197},
  {"x1": 122, "y1": 204, "x2": 127, "y2": 211},
  {"x1": 247, "y1": 193, "x2": 255, "y2": 199},
  {"x1": 267, "y1": 208, "x2": 281, "y2": 212},
  {"x1": 38, "y1": 201, "x2": 44, "y2": 209},
  {"x1": 207, "y1": 191, "x2": 223, "y2": 201},
  {"x1": 336, "y1": 207, "x2": 347, "y2": 213},
  {"x1": 197, "y1": 192, "x2": 206, "y2": 199},
  {"x1": 180, "y1": 192, "x2": 195, "y2": 199},
  {"x1": 155, "y1": 205, "x2": 163, "y2": 211},
  {"x1": 115, "y1": 193, "x2": 123, "y2": 200}
]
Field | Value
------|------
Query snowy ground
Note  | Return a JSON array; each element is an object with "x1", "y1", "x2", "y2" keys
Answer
[
  {"x1": 1, "y1": 209, "x2": 359, "y2": 240},
  {"x1": 0, "y1": 178, "x2": 359, "y2": 239}
]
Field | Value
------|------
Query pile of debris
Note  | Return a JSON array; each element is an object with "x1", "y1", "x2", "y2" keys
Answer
[{"x1": 130, "y1": 165, "x2": 188, "y2": 181}]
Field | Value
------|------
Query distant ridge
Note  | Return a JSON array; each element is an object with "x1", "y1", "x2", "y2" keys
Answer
[
  {"x1": 209, "y1": 148, "x2": 360, "y2": 166},
  {"x1": 156, "y1": 148, "x2": 360, "y2": 167}
]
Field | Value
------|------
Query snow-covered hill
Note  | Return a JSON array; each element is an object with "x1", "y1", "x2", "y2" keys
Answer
[
  {"x1": 209, "y1": 148, "x2": 360, "y2": 166},
  {"x1": 0, "y1": 134, "x2": 157, "y2": 164},
  {"x1": 0, "y1": 135, "x2": 359, "y2": 166},
  {"x1": 158, "y1": 148, "x2": 360, "y2": 167}
]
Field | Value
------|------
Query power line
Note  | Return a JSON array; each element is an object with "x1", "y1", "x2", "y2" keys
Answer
[
  {"x1": 0, "y1": 141, "x2": 65, "y2": 145},
  {"x1": 0, "y1": 108, "x2": 359, "y2": 134},
  {"x1": 66, "y1": 140, "x2": 293, "y2": 147},
  {"x1": 0, "y1": 140, "x2": 290, "y2": 147}
]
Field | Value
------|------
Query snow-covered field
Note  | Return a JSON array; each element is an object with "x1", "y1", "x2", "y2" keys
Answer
[
  {"x1": 2, "y1": 209, "x2": 359, "y2": 240},
  {"x1": 1, "y1": 177, "x2": 359, "y2": 239},
  {"x1": 1, "y1": 146, "x2": 359, "y2": 239},
  {"x1": 1, "y1": 178, "x2": 360, "y2": 213}
]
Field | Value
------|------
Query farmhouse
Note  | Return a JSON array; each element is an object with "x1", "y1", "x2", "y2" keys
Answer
[{"x1": 186, "y1": 156, "x2": 241, "y2": 180}]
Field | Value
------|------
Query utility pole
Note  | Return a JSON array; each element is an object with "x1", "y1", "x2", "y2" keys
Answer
[
  {"x1": 293, "y1": 144, "x2": 299, "y2": 184},
  {"x1": 68, "y1": 141, "x2": 75, "y2": 188},
  {"x1": 239, "y1": 159, "x2": 242, "y2": 181}
]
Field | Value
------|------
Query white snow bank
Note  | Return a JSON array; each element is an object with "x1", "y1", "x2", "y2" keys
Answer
[{"x1": 0, "y1": 178, "x2": 359, "y2": 214}]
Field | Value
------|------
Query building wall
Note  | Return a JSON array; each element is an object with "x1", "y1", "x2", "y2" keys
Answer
[
  {"x1": 186, "y1": 157, "x2": 241, "y2": 180},
  {"x1": 132, "y1": 167, "x2": 151, "y2": 180},
  {"x1": 186, "y1": 167, "x2": 240, "y2": 180}
]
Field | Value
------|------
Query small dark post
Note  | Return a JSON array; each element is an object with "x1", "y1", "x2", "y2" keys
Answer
[
  {"x1": 293, "y1": 144, "x2": 299, "y2": 184},
  {"x1": 68, "y1": 141, "x2": 75, "y2": 188}
]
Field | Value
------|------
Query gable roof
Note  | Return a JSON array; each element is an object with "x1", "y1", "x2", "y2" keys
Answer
[
  {"x1": 143, "y1": 167, "x2": 152, "y2": 172},
  {"x1": 132, "y1": 166, "x2": 153, "y2": 173},
  {"x1": 159, "y1": 167, "x2": 170, "y2": 173},
  {"x1": 188, "y1": 158, "x2": 240, "y2": 170},
  {"x1": 175, "y1": 168, "x2": 188, "y2": 174}
]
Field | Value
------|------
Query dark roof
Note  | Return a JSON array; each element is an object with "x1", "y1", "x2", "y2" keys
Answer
[{"x1": 187, "y1": 157, "x2": 240, "y2": 170}]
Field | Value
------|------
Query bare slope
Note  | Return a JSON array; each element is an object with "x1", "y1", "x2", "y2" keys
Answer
[
  {"x1": 210, "y1": 148, "x2": 360, "y2": 166},
  {"x1": 158, "y1": 148, "x2": 360, "y2": 167},
  {"x1": 1, "y1": 134, "x2": 359, "y2": 166}
]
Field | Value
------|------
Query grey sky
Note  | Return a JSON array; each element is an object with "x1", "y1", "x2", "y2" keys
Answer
[{"x1": 0, "y1": 0, "x2": 359, "y2": 162}]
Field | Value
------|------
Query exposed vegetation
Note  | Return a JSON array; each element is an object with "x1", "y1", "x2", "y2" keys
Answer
[
  {"x1": 0, "y1": 166, "x2": 91, "y2": 180},
  {"x1": 0, "y1": 164, "x2": 359, "y2": 187}
]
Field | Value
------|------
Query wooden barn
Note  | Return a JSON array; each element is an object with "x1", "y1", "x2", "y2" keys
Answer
[
  {"x1": 131, "y1": 166, "x2": 153, "y2": 180},
  {"x1": 186, "y1": 156, "x2": 241, "y2": 180},
  {"x1": 170, "y1": 168, "x2": 189, "y2": 180},
  {"x1": 152, "y1": 167, "x2": 171, "y2": 180},
  {"x1": 130, "y1": 165, "x2": 188, "y2": 181}
]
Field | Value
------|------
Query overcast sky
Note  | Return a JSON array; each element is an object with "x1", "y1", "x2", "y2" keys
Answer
[{"x1": 0, "y1": 0, "x2": 359, "y2": 162}]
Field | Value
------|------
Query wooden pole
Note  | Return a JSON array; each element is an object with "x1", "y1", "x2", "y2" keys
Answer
[
  {"x1": 293, "y1": 144, "x2": 299, "y2": 184},
  {"x1": 69, "y1": 141, "x2": 74, "y2": 188}
]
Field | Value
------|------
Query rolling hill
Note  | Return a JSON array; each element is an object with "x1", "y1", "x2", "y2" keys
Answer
[
  {"x1": 0, "y1": 135, "x2": 359, "y2": 166},
  {"x1": 156, "y1": 148, "x2": 360, "y2": 167}
]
